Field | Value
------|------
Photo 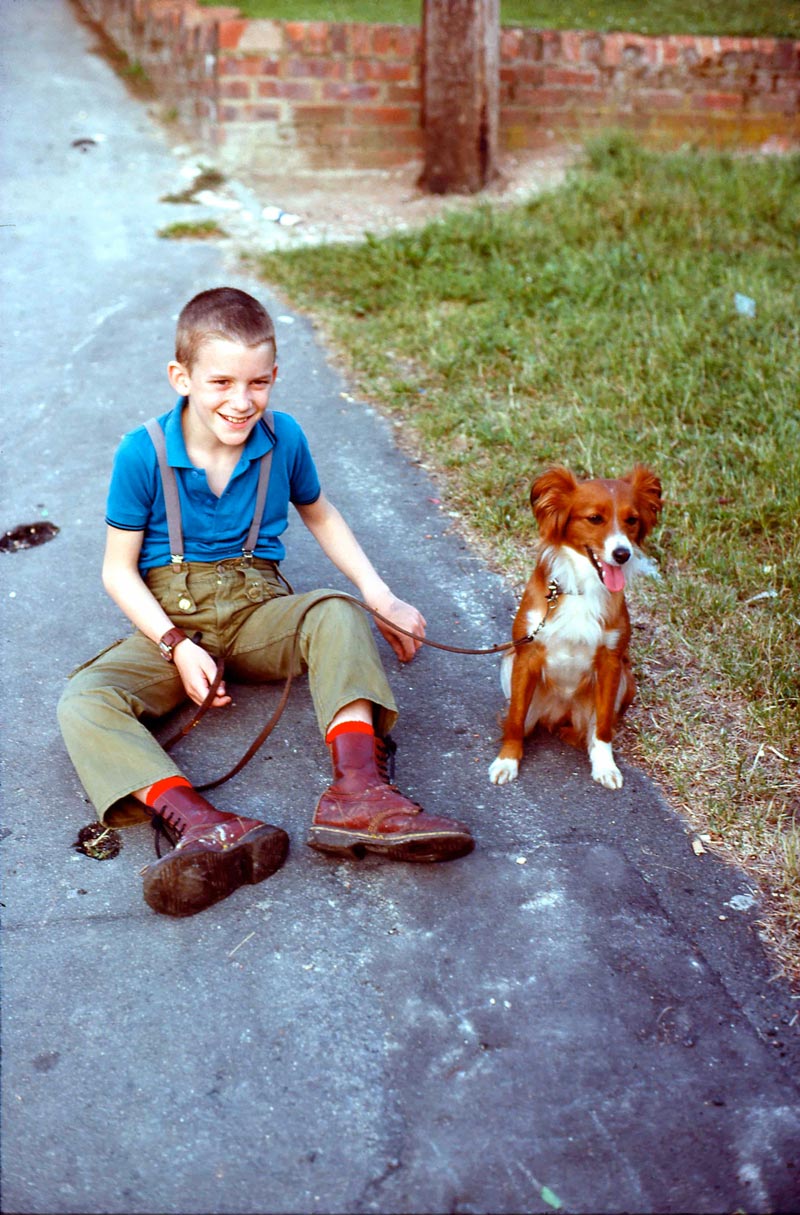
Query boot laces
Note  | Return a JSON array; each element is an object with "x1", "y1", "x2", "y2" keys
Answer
[
  {"x1": 376, "y1": 734, "x2": 397, "y2": 784},
  {"x1": 151, "y1": 814, "x2": 180, "y2": 858},
  {"x1": 375, "y1": 734, "x2": 423, "y2": 814}
]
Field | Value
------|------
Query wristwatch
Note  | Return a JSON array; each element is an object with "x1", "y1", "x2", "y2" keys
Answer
[{"x1": 158, "y1": 627, "x2": 189, "y2": 663}]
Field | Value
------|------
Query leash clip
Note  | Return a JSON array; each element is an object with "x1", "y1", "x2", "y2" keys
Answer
[{"x1": 519, "y1": 579, "x2": 561, "y2": 645}]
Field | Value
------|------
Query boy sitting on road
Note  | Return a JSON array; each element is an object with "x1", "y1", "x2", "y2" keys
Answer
[{"x1": 58, "y1": 287, "x2": 473, "y2": 917}]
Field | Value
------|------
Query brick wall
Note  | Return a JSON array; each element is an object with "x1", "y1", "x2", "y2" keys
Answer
[
  {"x1": 501, "y1": 27, "x2": 799, "y2": 152},
  {"x1": 76, "y1": 0, "x2": 799, "y2": 173}
]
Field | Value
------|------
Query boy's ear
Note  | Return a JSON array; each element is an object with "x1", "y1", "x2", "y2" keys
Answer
[{"x1": 167, "y1": 360, "x2": 191, "y2": 395}]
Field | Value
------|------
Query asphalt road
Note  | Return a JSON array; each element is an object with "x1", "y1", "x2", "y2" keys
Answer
[{"x1": 1, "y1": 3, "x2": 799, "y2": 1213}]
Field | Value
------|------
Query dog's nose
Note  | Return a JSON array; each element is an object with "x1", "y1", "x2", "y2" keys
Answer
[{"x1": 612, "y1": 547, "x2": 631, "y2": 565}]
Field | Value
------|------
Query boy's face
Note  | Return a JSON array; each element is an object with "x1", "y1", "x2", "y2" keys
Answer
[{"x1": 168, "y1": 338, "x2": 277, "y2": 450}]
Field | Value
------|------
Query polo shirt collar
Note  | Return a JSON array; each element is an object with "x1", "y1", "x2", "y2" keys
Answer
[{"x1": 164, "y1": 397, "x2": 274, "y2": 471}]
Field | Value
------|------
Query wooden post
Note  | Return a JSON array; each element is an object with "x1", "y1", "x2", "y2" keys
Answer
[{"x1": 420, "y1": 0, "x2": 499, "y2": 195}]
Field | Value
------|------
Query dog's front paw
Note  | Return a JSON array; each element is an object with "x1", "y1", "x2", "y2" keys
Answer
[
  {"x1": 489, "y1": 756, "x2": 519, "y2": 785},
  {"x1": 593, "y1": 763, "x2": 623, "y2": 790},
  {"x1": 589, "y1": 739, "x2": 623, "y2": 789}
]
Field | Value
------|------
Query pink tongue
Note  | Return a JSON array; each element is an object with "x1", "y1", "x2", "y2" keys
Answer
[{"x1": 601, "y1": 561, "x2": 626, "y2": 592}]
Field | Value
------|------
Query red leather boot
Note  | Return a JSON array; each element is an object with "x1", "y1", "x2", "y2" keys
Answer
[
  {"x1": 308, "y1": 733, "x2": 474, "y2": 862},
  {"x1": 142, "y1": 785, "x2": 288, "y2": 917}
]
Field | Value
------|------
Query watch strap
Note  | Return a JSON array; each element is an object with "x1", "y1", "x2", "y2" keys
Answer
[{"x1": 158, "y1": 627, "x2": 188, "y2": 662}]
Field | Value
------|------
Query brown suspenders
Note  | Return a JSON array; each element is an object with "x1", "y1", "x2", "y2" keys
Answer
[{"x1": 144, "y1": 411, "x2": 275, "y2": 565}]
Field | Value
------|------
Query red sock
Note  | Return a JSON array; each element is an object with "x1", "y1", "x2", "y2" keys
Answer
[
  {"x1": 144, "y1": 775, "x2": 192, "y2": 808},
  {"x1": 325, "y1": 720, "x2": 374, "y2": 745}
]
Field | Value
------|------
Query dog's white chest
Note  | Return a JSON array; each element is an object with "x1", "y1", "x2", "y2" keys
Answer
[{"x1": 529, "y1": 596, "x2": 606, "y2": 691}]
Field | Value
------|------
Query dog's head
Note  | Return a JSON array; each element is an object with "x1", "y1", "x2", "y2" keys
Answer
[{"x1": 531, "y1": 465, "x2": 663, "y2": 592}]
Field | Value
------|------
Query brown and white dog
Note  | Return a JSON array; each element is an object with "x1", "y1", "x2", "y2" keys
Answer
[{"x1": 488, "y1": 465, "x2": 663, "y2": 790}]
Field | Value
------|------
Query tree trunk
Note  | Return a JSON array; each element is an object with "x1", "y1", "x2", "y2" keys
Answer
[{"x1": 420, "y1": 0, "x2": 499, "y2": 195}]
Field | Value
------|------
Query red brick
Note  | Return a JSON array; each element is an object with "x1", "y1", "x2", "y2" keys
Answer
[
  {"x1": 352, "y1": 59, "x2": 412, "y2": 83},
  {"x1": 561, "y1": 31, "x2": 583, "y2": 63},
  {"x1": 293, "y1": 104, "x2": 344, "y2": 126},
  {"x1": 302, "y1": 22, "x2": 332, "y2": 54},
  {"x1": 515, "y1": 87, "x2": 572, "y2": 108},
  {"x1": 602, "y1": 33, "x2": 624, "y2": 67},
  {"x1": 636, "y1": 89, "x2": 687, "y2": 111},
  {"x1": 347, "y1": 24, "x2": 373, "y2": 57},
  {"x1": 348, "y1": 105, "x2": 416, "y2": 125},
  {"x1": 219, "y1": 103, "x2": 247, "y2": 121},
  {"x1": 217, "y1": 19, "x2": 247, "y2": 50},
  {"x1": 500, "y1": 29, "x2": 524, "y2": 59},
  {"x1": 771, "y1": 40, "x2": 799, "y2": 70},
  {"x1": 371, "y1": 26, "x2": 419, "y2": 59},
  {"x1": 753, "y1": 91, "x2": 799, "y2": 113},
  {"x1": 219, "y1": 79, "x2": 251, "y2": 100},
  {"x1": 287, "y1": 56, "x2": 345, "y2": 80},
  {"x1": 506, "y1": 63, "x2": 545, "y2": 86},
  {"x1": 328, "y1": 25, "x2": 347, "y2": 55},
  {"x1": 691, "y1": 91, "x2": 745, "y2": 110},
  {"x1": 387, "y1": 84, "x2": 422, "y2": 105},
  {"x1": 581, "y1": 35, "x2": 605, "y2": 64},
  {"x1": 544, "y1": 68, "x2": 599, "y2": 87},
  {"x1": 258, "y1": 79, "x2": 315, "y2": 101},
  {"x1": 541, "y1": 31, "x2": 562, "y2": 62},
  {"x1": 219, "y1": 55, "x2": 278, "y2": 77},
  {"x1": 193, "y1": 4, "x2": 240, "y2": 20},
  {"x1": 322, "y1": 82, "x2": 379, "y2": 102},
  {"x1": 283, "y1": 22, "x2": 308, "y2": 51},
  {"x1": 660, "y1": 40, "x2": 681, "y2": 66}
]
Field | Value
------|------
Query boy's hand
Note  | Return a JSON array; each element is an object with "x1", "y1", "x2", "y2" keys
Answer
[
  {"x1": 174, "y1": 640, "x2": 231, "y2": 708},
  {"x1": 370, "y1": 592, "x2": 426, "y2": 663}
]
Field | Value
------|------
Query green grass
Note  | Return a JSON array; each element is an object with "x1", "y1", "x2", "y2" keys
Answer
[
  {"x1": 157, "y1": 219, "x2": 228, "y2": 239},
  {"x1": 200, "y1": 0, "x2": 800, "y2": 39},
  {"x1": 253, "y1": 136, "x2": 800, "y2": 973}
]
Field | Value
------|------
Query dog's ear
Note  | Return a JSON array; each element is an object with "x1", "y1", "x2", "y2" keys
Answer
[
  {"x1": 531, "y1": 467, "x2": 579, "y2": 540},
  {"x1": 624, "y1": 465, "x2": 663, "y2": 540}
]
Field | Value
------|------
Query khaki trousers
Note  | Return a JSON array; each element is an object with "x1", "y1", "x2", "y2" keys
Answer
[{"x1": 58, "y1": 558, "x2": 398, "y2": 823}]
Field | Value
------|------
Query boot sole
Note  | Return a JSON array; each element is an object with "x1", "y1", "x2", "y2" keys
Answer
[
  {"x1": 143, "y1": 824, "x2": 289, "y2": 917},
  {"x1": 306, "y1": 824, "x2": 473, "y2": 863}
]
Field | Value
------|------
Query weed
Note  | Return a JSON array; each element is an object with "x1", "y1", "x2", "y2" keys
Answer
[{"x1": 157, "y1": 219, "x2": 227, "y2": 240}]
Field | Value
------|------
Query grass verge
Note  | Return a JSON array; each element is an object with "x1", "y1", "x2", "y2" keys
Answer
[
  {"x1": 201, "y1": 0, "x2": 800, "y2": 39},
  {"x1": 252, "y1": 135, "x2": 800, "y2": 977}
]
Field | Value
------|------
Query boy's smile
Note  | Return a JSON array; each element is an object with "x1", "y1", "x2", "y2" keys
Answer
[{"x1": 168, "y1": 338, "x2": 278, "y2": 453}]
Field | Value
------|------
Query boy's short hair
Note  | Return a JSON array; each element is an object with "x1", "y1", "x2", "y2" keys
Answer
[{"x1": 176, "y1": 287, "x2": 276, "y2": 369}]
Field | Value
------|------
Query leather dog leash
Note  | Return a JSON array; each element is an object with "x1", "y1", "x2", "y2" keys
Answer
[{"x1": 161, "y1": 583, "x2": 561, "y2": 791}]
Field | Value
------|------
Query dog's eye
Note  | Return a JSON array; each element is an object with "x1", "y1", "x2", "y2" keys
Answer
[
  {"x1": 587, "y1": 514, "x2": 604, "y2": 524},
  {"x1": 625, "y1": 515, "x2": 639, "y2": 527}
]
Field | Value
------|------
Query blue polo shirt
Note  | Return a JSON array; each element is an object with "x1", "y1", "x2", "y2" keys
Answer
[{"x1": 106, "y1": 399, "x2": 321, "y2": 571}]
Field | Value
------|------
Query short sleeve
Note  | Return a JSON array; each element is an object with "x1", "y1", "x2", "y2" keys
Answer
[
  {"x1": 105, "y1": 429, "x2": 160, "y2": 531},
  {"x1": 278, "y1": 413, "x2": 321, "y2": 506}
]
